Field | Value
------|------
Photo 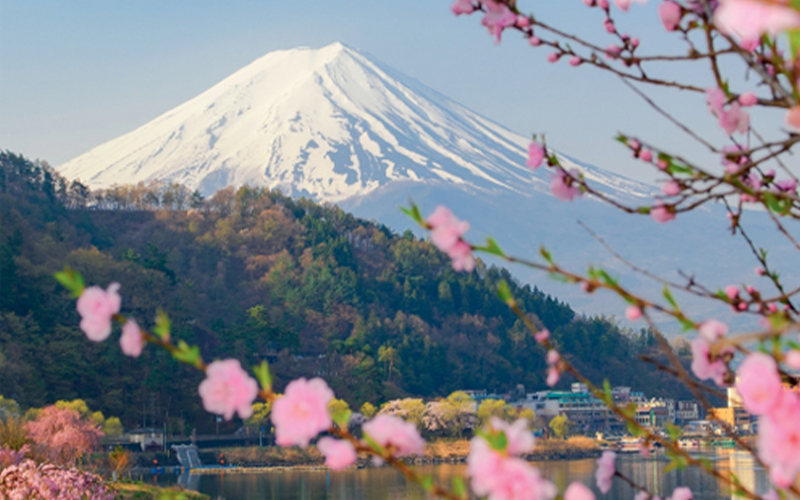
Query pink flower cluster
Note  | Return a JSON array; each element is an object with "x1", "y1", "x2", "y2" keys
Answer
[
  {"x1": 24, "y1": 407, "x2": 103, "y2": 466},
  {"x1": 706, "y1": 88, "x2": 750, "y2": 135},
  {"x1": 451, "y1": 0, "x2": 521, "y2": 43},
  {"x1": 198, "y1": 359, "x2": 259, "y2": 421},
  {"x1": 269, "y1": 378, "x2": 427, "y2": 470},
  {"x1": 690, "y1": 319, "x2": 733, "y2": 386},
  {"x1": 0, "y1": 459, "x2": 114, "y2": 500},
  {"x1": 76, "y1": 283, "x2": 121, "y2": 341},
  {"x1": 467, "y1": 418, "x2": 556, "y2": 500},
  {"x1": 426, "y1": 206, "x2": 476, "y2": 272},
  {"x1": 0, "y1": 444, "x2": 28, "y2": 471},
  {"x1": 714, "y1": 0, "x2": 800, "y2": 48},
  {"x1": 735, "y1": 352, "x2": 800, "y2": 487}
]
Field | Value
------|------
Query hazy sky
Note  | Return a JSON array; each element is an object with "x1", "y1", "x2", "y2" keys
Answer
[{"x1": 0, "y1": 1, "x2": 761, "y2": 183}]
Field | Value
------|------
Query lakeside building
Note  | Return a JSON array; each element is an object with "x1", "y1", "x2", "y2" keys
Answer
[{"x1": 509, "y1": 383, "x2": 704, "y2": 435}]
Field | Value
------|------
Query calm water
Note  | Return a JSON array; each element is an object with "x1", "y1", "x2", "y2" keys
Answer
[{"x1": 142, "y1": 449, "x2": 770, "y2": 500}]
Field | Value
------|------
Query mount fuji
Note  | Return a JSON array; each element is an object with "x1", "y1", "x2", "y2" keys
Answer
[{"x1": 58, "y1": 42, "x2": 792, "y2": 326}]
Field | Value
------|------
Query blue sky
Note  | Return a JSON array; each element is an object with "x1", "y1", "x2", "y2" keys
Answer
[{"x1": 0, "y1": 1, "x2": 750, "y2": 182}]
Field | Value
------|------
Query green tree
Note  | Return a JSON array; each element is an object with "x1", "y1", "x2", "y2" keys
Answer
[
  {"x1": 441, "y1": 391, "x2": 477, "y2": 437},
  {"x1": 102, "y1": 417, "x2": 124, "y2": 436},
  {"x1": 549, "y1": 414, "x2": 571, "y2": 439},
  {"x1": 477, "y1": 399, "x2": 513, "y2": 425},
  {"x1": 360, "y1": 402, "x2": 377, "y2": 419}
]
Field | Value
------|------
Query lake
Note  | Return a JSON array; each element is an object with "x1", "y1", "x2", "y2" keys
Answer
[{"x1": 140, "y1": 449, "x2": 770, "y2": 500}]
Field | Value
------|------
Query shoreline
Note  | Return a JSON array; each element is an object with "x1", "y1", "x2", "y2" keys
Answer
[{"x1": 133, "y1": 437, "x2": 601, "y2": 475}]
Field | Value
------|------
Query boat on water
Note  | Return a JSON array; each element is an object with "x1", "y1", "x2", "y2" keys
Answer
[{"x1": 678, "y1": 438, "x2": 701, "y2": 449}]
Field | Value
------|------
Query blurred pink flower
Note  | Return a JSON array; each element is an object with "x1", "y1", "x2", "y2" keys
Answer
[
  {"x1": 426, "y1": 206, "x2": 475, "y2": 272},
  {"x1": 317, "y1": 437, "x2": 357, "y2": 470},
  {"x1": 785, "y1": 106, "x2": 800, "y2": 133},
  {"x1": 670, "y1": 487, "x2": 693, "y2": 500},
  {"x1": 626, "y1": 306, "x2": 642, "y2": 320},
  {"x1": 738, "y1": 92, "x2": 757, "y2": 107},
  {"x1": 527, "y1": 142, "x2": 545, "y2": 169},
  {"x1": 362, "y1": 414, "x2": 425, "y2": 456},
  {"x1": 614, "y1": 0, "x2": 648, "y2": 11},
  {"x1": 481, "y1": 0, "x2": 517, "y2": 42},
  {"x1": 691, "y1": 320, "x2": 733, "y2": 385},
  {"x1": 736, "y1": 353, "x2": 782, "y2": 415},
  {"x1": 199, "y1": 359, "x2": 259, "y2": 421},
  {"x1": 120, "y1": 318, "x2": 144, "y2": 358},
  {"x1": 451, "y1": 0, "x2": 475, "y2": 15},
  {"x1": 715, "y1": 0, "x2": 800, "y2": 43},
  {"x1": 550, "y1": 169, "x2": 582, "y2": 201},
  {"x1": 271, "y1": 377, "x2": 333, "y2": 446},
  {"x1": 595, "y1": 451, "x2": 616, "y2": 494},
  {"x1": 650, "y1": 204, "x2": 675, "y2": 223},
  {"x1": 490, "y1": 417, "x2": 535, "y2": 455},
  {"x1": 565, "y1": 481, "x2": 596, "y2": 500},
  {"x1": 76, "y1": 283, "x2": 121, "y2": 341},
  {"x1": 757, "y1": 389, "x2": 800, "y2": 487},
  {"x1": 658, "y1": 1, "x2": 682, "y2": 30}
]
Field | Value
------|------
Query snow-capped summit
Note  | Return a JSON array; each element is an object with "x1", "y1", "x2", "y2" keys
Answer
[
  {"x1": 58, "y1": 42, "x2": 650, "y2": 202},
  {"x1": 59, "y1": 43, "x2": 786, "y2": 328}
]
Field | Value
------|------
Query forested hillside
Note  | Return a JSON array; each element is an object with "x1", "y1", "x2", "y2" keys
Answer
[{"x1": 0, "y1": 151, "x2": 692, "y2": 433}]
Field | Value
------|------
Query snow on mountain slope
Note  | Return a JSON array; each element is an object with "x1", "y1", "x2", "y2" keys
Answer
[
  {"x1": 58, "y1": 42, "x2": 794, "y2": 330},
  {"x1": 58, "y1": 42, "x2": 651, "y2": 204}
]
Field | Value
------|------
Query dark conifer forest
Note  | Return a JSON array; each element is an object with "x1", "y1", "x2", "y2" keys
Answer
[{"x1": 0, "y1": 151, "x2": 691, "y2": 433}]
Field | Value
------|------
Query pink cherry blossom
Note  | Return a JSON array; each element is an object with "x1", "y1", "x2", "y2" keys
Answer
[
  {"x1": 481, "y1": 0, "x2": 518, "y2": 43},
  {"x1": 76, "y1": 283, "x2": 121, "y2": 342},
  {"x1": 614, "y1": 0, "x2": 648, "y2": 11},
  {"x1": 527, "y1": 142, "x2": 545, "y2": 169},
  {"x1": 715, "y1": 0, "x2": 800, "y2": 43},
  {"x1": 785, "y1": 106, "x2": 800, "y2": 133},
  {"x1": 569, "y1": 56, "x2": 582, "y2": 66},
  {"x1": 738, "y1": 92, "x2": 758, "y2": 107},
  {"x1": 317, "y1": 437, "x2": 357, "y2": 470},
  {"x1": 736, "y1": 353, "x2": 782, "y2": 415},
  {"x1": 534, "y1": 329, "x2": 550, "y2": 344},
  {"x1": 119, "y1": 318, "x2": 144, "y2": 358},
  {"x1": 362, "y1": 414, "x2": 425, "y2": 456},
  {"x1": 670, "y1": 487, "x2": 693, "y2": 500},
  {"x1": 639, "y1": 150, "x2": 653, "y2": 162},
  {"x1": 468, "y1": 437, "x2": 506, "y2": 497},
  {"x1": 199, "y1": 359, "x2": 259, "y2": 421},
  {"x1": 451, "y1": 0, "x2": 475, "y2": 15},
  {"x1": 595, "y1": 451, "x2": 616, "y2": 494},
  {"x1": 718, "y1": 102, "x2": 750, "y2": 135},
  {"x1": 491, "y1": 417, "x2": 535, "y2": 455},
  {"x1": 547, "y1": 53, "x2": 560, "y2": 63},
  {"x1": 546, "y1": 347, "x2": 562, "y2": 385},
  {"x1": 426, "y1": 206, "x2": 476, "y2": 272},
  {"x1": 605, "y1": 44, "x2": 621, "y2": 58},
  {"x1": 724, "y1": 285, "x2": 739, "y2": 300},
  {"x1": 565, "y1": 482, "x2": 596, "y2": 500},
  {"x1": 529, "y1": 36, "x2": 542, "y2": 46},
  {"x1": 757, "y1": 389, "x2": 800, "y2": 487},
  {"x1": 550, "y1": 169, "x2": 582, "y2": 201},
  {"x1": 784, "y1": 350, "x2": 800, "y2": 370},
  {"x1": 662, "y1": 181, "x2": 681, "y2": 196},
  {"x1": 271, "y1": 377, "x2": 334, "y2": 446},
  {"x1": 650, "y1": 204, "x2": 675, "y2": 223},
  {"x1": 699, "y1": 319, "x2": 728, "y2": 341},
  {"x1": 691, "y1": 320, "x2": 733, "y2": 386},
  {"x1": 626, "y1": 306, "x2": 642, "y2": 320},
  {"x1": 658, "y1": 1, "x2": 682, "y2": 31}
]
